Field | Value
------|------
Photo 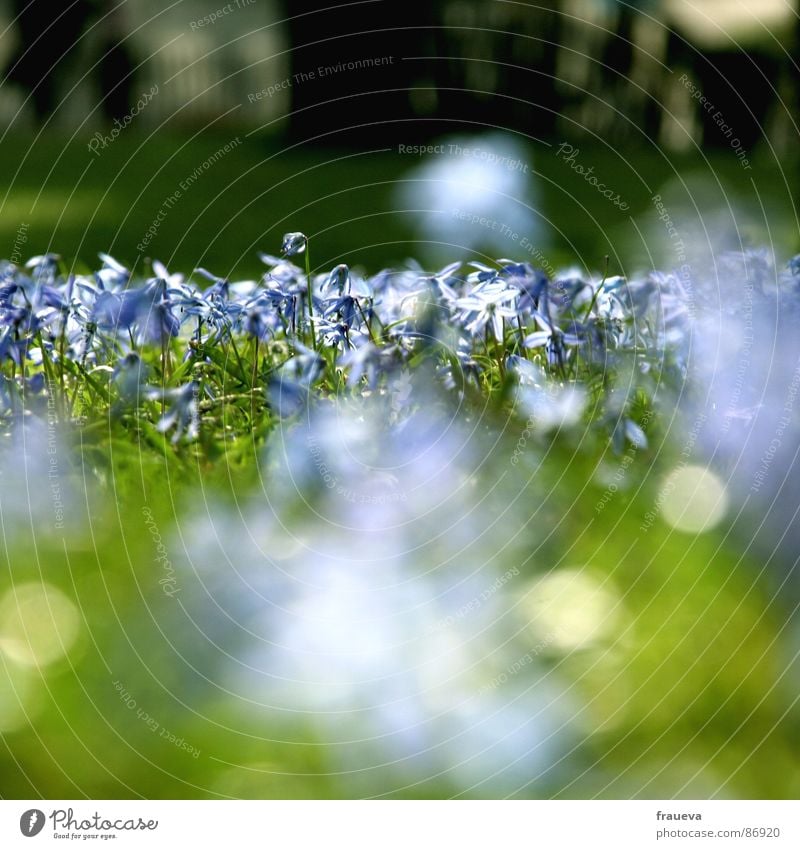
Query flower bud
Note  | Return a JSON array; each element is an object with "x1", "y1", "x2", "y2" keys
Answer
[{"x1": 281, "y1": 232, "x2": 307, "y2": 256}]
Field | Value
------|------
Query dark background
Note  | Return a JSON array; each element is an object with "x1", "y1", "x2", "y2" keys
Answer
[{"x1": 0, "y1": 0, "x2": 797, "y2": 276}]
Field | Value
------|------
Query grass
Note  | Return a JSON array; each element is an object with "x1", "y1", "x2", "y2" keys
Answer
[
  {"x1": 0, "y1": 154, "x2": 798, "y2": 797},
  {"x1": 1, "y1": 132, "x2": 796, "y2": 279}
]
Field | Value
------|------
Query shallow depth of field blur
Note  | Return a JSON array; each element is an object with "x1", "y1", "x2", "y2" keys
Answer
[{"x1": 0, "y1": 0, "x2": 799, "y2": 799}]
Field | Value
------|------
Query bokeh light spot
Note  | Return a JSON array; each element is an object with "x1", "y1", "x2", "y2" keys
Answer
[
  {"x1": 523, "y1": 569, "x2": 619, "y2": 651},
  {"x1": 660, "y1": 465, "x2": 728, "y2": 534},
  {"x1": 0, "y1": 583, "x2": 82, "y2": 668}
]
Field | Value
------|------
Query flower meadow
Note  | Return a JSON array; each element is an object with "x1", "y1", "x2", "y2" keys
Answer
[
  {"x1": 1, "y1": 235, "x2": 799, "y2": 798},
  {"x1": 1, "y1": 231, "x2": 693, "y2": 445}
]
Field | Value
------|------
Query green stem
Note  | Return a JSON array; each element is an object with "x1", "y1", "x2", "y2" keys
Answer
[
  {"x1": 251, "y1": 337, "x2": 260, "y2": 386},
  {"x1": 250, "y1": 337, "x2": 259, "y2": 419},
  {"x1": 355, "y1": 299, "x2": 378, "y2": 345},
  {"x1": 38, "y1": 335, "x2": 59, "y2": 419},
  {"x1": 586, "y1": 255, "x2": 610, "y2": 318},
  {"x1": 58, "y1": 312, "x2": 67, "y2": 400},
  {"x1": 516, "y1": 315, "x2": 527, "y2": 356},
  {"x1": 305, "y1": 248, "x2": 317, "y2": 350},
  {"x1": 495, "y1": 330, "x2": 506, "y2": 382},
  {"x1": 227, "y1": 327, "x2": 249, "y2": 385},
  {"x1": 161, "y1": 336, "x2": 167, "y2": 417}
]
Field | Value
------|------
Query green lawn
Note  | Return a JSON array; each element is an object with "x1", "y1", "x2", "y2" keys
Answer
[
  {"x1": 1, "y1": 131, "x2": 796, "y2": 278},
  {"x1": 0, "y1": 131, "x2": 798, "y2": 799}
]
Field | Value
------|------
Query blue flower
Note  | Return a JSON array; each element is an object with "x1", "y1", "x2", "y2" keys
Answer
[
  {"x1": 267, "y1": 345, "x2": 322, "y2": 418},
  {"x1": 26, "y1": 372, "x2": 46, "y2": 394},
  {"x1": 316, "y1": 317, "x2": 354, "y2": 349},
  {"x1": 325, "y1": 264, "x2": 350, "y2": 296},
  {"x1": 0, "y1": 327, "x2": 34, "y2": 366},
  {"x1": 523, "y1": 312, "x2": 581, "y2": 367},
  {"x1": 25, "y1": 253, "x2": 60, "y2": 286},
  {"x1": 96, "y1": 253, "x2": 131, "y2": 291},
  {"x1": 135, "y1": 279, "x2": 181, "y2": 344},
  {"x1": 279, "y1": 344, "x2": 325, "y2": 386},
  {"x1": 153, "y1": 382, "x2": 199, "y2": 443},
  {"x1": 323, "y1": 293, "x2": 361, "y2": 331},
  {"x1": 91, "y1": 290, "x2": 139, "y2": 331},
  {"x1": 624, "y1": 418, "x2": 648, "y2": 449},
  {"x1": 151, "y1": 260, "x2": 184, "y2": 288},
  {"x1": 339, "y1": 341, "x2": 385, "y2": 389},
  {"x1": 267, "y1": 376, "x2": 308, "y2": 418},
  {"x1": 113, "y1": 353, "x2": 149, "y2": 403},
  {"x1": 503, "y1": 264, "x2": 548, "y2": 315},
  {"x1": 455, "y1": 281, "x2": 519, "y2": 340},
  {"x1": 194, "y1": 267, "x2": 229, "y2": 297},
  {"x1": 242, "y1": 298, "x2": 280, "y2": 341}
]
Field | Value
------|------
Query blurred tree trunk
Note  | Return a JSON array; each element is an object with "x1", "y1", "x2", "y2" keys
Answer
[
  {"x1": 664, "y1": 3, "x2": 782, "y2": 152},
  {"x1": 281, "y1": 0, "x2": 562, "y2": 144},
  {"x1": 283, "y1": 1, "x2": 437, "y2": 144},
  {"x1": 96, "y1": 1, "x2": 136, "y2": 124},
  {"x1": 7, "y1": 0, "x2": 93, "y2": 121}
]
